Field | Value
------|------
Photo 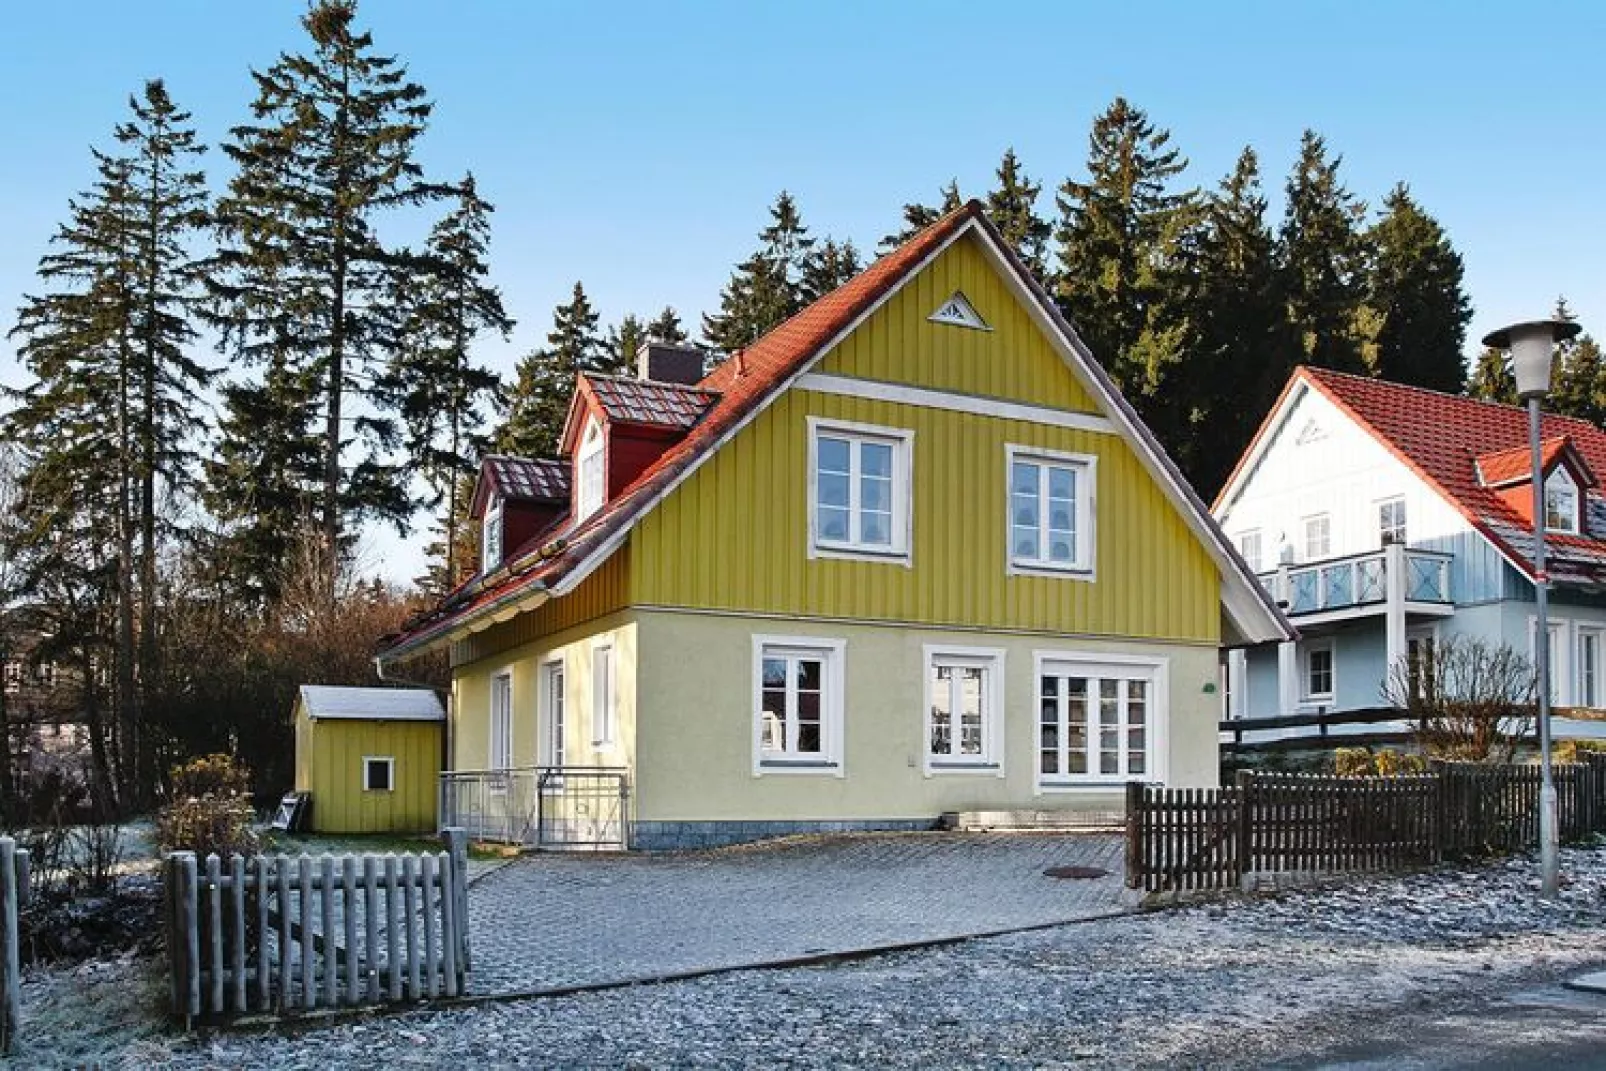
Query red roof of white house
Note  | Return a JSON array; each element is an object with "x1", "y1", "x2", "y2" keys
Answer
[{"x1": 1243, "y1": 367, "x2": 1606, "y2": 584}]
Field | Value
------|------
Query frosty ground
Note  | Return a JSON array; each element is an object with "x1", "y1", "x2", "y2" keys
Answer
[{"x1": 16, "y1": 844, "x2": 1606, "y2": 1069}]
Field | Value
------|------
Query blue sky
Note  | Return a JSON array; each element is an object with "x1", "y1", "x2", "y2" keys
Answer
[{"x1": 2, "y1": 1, "x2": 1603, "y2": 579}]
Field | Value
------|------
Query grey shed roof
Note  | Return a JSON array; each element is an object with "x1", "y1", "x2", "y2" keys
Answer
[{"x1": 298, "y1": 685, "x2": 445, "y2": 722}]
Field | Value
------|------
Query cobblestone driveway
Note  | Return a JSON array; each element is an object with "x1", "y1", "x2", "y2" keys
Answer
[{"x1": 467, "y1": 832, "x2": 1133, "y2": 996}]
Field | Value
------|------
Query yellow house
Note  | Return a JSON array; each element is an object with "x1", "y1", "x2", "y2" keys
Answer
[
  {"x1": 376, "y1": 202, "x2": 1291, "y2": 850},
  {"x1": 292, "y1": 685, "x2": 445, "y2": 834}
]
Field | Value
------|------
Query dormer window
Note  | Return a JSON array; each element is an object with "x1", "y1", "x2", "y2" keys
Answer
[
  {"x1": 1546, "y1": 467, "x2": 1581, "y2": 534},
  {"x1": 577, "y1": 418, "x2": 605, "y2": 522},
  {"x1": 482, "y1": 495, "x2": 504, "y2": 570}
]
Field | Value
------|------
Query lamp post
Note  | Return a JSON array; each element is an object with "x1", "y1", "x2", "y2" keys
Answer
[{"x1": 1482, "y1": 316, "x2": 1582, "y2": 898}]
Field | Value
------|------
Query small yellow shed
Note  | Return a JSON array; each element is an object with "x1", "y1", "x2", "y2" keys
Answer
[{"x1": 292, "y1": 685, "x2": 445, "y2": 834}]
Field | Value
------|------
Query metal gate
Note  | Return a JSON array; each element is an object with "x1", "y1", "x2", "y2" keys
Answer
[{"x1": 439, "y1": 766, "x2": 632, "y2": 851}]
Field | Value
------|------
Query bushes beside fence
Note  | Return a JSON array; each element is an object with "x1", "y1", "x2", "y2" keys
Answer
[{"x1": 1126, "y1": 754, "x2": 1606, "y2": 894}]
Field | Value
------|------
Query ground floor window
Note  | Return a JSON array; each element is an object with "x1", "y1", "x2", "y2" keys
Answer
[
  {"x1": 541, "y1": 659, "x2": 566, "y2": 768},
  {"x1": 1302, "y1": 641, "x2": 1335, "y2": 703},
  {"x1": 490, "y1": 671, "x2": 513, "y2": 774},
  {"x1": 1580, "y1": 629, "x2": 1601, "y2": 708},
  {"x1": 925, "y1": 646, "x2": 1003, "y2": 773},
  {"x1": 1037, "y1": 656, "x2": 1161, "y2": 785},
  {"x1": 753, "y1": 636, "x2": 845, "y2": 774},
  {"x1": 362, "y1": 756, "x2": 394, "y2": 793}
]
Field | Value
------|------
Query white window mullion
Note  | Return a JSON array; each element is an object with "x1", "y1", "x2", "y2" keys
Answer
[{"x1": 848, "y1": 445, "x2": 863, "y2": 546}]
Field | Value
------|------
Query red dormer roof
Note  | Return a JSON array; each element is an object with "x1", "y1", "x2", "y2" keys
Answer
[
  {"x1": 470, "y1": 456, "x2": 570, "y2": 519},
  {"x1": 559, "y1": 374, "x2": 721, "y2": 454},
  {"x1": 1475, "y1": 436, "x2": 1596, "y2": 490},
  {"x1": 1255, "y1": 367, "x2": 1606, "y2": 584}
]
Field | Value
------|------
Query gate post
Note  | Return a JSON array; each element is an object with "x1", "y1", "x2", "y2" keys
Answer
[
  {"x1": 441, "y1": 828, "x2": 470, "y2": 975},
  {"x1": 1123, "y1": 781, "x2": 1143, "y2": 890},
  {"x1": 0, "y1": 837, "x2": 20, "y2": 1055},
  {"x1": 1235, "y1": 770, "x2": 1255, "y2": 886}
]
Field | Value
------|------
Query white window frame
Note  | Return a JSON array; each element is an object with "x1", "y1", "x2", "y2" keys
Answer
[
  {"x1": 361, "y1": 755, "x2": 395, "y2": 793},
  {"x1": 922, "y1": 645, "x2": 1005, "y2": 777},
  {"x1": 1033, "y1": 650, "x2": 1167, "y2": 791},
  {"x1": 482, "y1": 495, "x2": 504, "y2": 571},
  {"x1": 752, "y1": 635, "x2": 847, "y2": 777},
  {"x1": 1302, "y1": 640, "x2": 1335, "y2": 703},
  {"x1": 806, "y1": 417, "x2": 914, "y2": 565},
  {"x1": 1237, "y1": 530, "x2": 1263, "y2": 573},
  {"x1": 489, "y1": 670, "x2": 514, "y2": 777},
  {"x1": 2, "y1": 661, "x2": 19, "y2": 694},
  {"x1": 591, "y1": 641, "x2": 615, "y2": 747},
  {"x1": 1005, "y1": 444, "x2": 1097, "y2": 578},
  {"x1": 1578, "y1": 627, "x2": 1602, "y2": 709},
  {"x1": 577, "y1": 417, "x2": 605, "y2": 522},
  {"x1": 1377, "y1": 497, "x2": 1406, "y2": 546},
  {"x1": 1545, "y1": 467, "x2": 1581, "y2": 534},
  {"x1": 540, "y1": 658, "x2": 566, "y2": 768},
  {"x1": 1302, "y1": 513, "x2": 1331, "y2": 562},
  {"x1": 1530, "y1": 616, "x2": 1569, "y2": 706}
]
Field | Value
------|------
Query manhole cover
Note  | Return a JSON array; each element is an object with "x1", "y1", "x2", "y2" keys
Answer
[{"x1": 1043, "y1": 865, "x2": 1109, "y2": 880}]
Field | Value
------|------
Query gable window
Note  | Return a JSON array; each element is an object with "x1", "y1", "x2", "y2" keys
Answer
[
  {"x1": 1303, "y1": 514, "x2": 1331, "y2": 562},
  {"x1": 482, "y1": 496, "x2": 504, "y2": 571},
  {"x1": 577, "y1": 418, "x2": 605, "y2": 522},
  {"x1": 1378, "y1": 498, "x2": 1406, "y2": 546},
  {"x1": 1238, "y1": 530, "x2": 1263, "y2": 573},
  {"x1": 1037, "y1": 655, "x2": 1162, "y2": 786},
  {"x1": 753, "y1": 636, "x2": 845, "y2": 774},
  {"x1": 1545, "y1": 468, "x2": 1580, "y2": 534},
  {"x1": 591, "y1": 642, "x2": 615, "y2": 747},
  {"x1": 489, "y1": 671, "x2": 513, "y2": 773},
  {"x1": 1007, "y1": 445, "x2": 1096, "y2": 575},
  {"x1": 1302, "y1": 641, "x2": 1335, "y2": 703},
  {"x1": 924, "y1": 646, "x2": 1004, "y2": 774},
  {"x1": 808, "y1": 419, "x2": 912, "y2": 562},
  {"x1": 362, "y1": 756, "x2": 394, "y2": 793}
]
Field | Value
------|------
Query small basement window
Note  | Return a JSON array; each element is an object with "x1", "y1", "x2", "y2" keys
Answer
[{"x1": 362, "y1": 756, "x2": 395, "y2": 793}]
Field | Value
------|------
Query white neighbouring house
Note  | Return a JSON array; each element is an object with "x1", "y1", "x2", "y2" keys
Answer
[{"x1": 1214, "y1": 366, "x2": 1606, "y2": 743}]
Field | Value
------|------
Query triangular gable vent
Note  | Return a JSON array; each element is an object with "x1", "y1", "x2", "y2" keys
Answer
[{"x1": 928, "y1": 290, "x2": 989, "y2": 331}]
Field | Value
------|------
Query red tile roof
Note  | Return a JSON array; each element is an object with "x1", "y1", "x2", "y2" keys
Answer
[
  {"x1": 379, "y1": 201, "x2": 987, "y2": 658},
  {"x1": 1299, "y1": 367, "x2": 1606, "y2": 582},
  {"x1": 585, "y1": 374, "x2": 719, "y2": 430}
]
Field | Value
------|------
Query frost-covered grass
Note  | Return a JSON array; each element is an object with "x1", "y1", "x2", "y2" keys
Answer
[{"x1": 11, "y1": 844, "x2": 1606, "y2": 1069}]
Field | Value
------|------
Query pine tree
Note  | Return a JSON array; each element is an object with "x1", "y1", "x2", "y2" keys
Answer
[
  {"x1": 385, "y1": 174, "x2": 511, "y2": 591},
  {"x1": 1364, "y1": 184, "x2": 1472, "y2": 392},
  {"x1": 800, "y1": 238, "x2": 861, "y2": 303},
  {"x1": 5, "y1": 79, "x2": 211, "y2": 805},
  {"x1": 1055, "y1": 97, "x2": 1192, "y2": 394},
  {"x1": 1548, "y1": 298, "x2": 1603, "y2": 424},
  {"x1": 207, "y1": 0, "x2": 444, "y2": 589},
  {"x1": 497, "y1": 282, "x2": 608, "y2": 459},
  {"x1": 1466, "y1": 347, "x2": 1517, "y2": 404},
  {"x1": 608, "y1": 314, "x2": 648, "y2": 374},
  {"x1": 702, "y1": 191, "x2": 815, "y2": 353},
  {"x1": 647, "y1": 306, "x2": 689, "y2": 344},
  {"x1": 880, "y1": 180, "x2": 962, "y2": 251},
  {"x1": 986, "y1": 149, "x2": 1051, "y2": 278},
  {"x1": 1279, "y1": 131, "x2": 1369, "y2": 374}
]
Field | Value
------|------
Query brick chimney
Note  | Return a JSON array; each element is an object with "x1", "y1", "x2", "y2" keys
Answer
[{"x1": 636, "y1": 342, "x2": 705, "y2": 386}]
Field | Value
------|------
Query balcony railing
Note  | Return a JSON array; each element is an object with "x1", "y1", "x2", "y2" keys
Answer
[
  {"x1": 1259, "y1": 547, "x2": 1452, "y2": 617},
  {"x1": 439, "y1": 766, "x2": 632, "y2": 850}
]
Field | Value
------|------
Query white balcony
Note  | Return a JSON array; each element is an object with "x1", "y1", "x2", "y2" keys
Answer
[{"x1": 1258, "y1": 545, "x2": 1453, "y2": 626}]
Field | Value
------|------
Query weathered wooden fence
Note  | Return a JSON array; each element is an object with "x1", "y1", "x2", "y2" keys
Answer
[
  {"x1": 164, "y1": 829, "x2": 469, "y2": 1026},
  {"x1": 0, "y1": 837, "x2": 31, "y2": 1055},
  {"x1": 1127, "y1": 755, "x2": 1606, "y2": 894}
]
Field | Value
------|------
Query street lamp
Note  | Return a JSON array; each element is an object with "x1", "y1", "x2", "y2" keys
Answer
[{"x1": 1482, "y1": 316, "x2": 1582, "y2": 898}]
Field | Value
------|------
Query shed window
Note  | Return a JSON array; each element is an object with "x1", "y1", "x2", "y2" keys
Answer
[{"x1": 362, "y1": 756, "x2": 394, "y2": 793}]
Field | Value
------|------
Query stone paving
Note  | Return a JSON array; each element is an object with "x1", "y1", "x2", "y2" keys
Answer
[{"x1": 466, "y1": 831, "x2": 1134, "y2": 996}]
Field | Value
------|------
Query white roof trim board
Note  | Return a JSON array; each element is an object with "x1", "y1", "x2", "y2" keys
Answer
[{"x1": 298, "y1": 685, "x2": 445, "y2": 722}]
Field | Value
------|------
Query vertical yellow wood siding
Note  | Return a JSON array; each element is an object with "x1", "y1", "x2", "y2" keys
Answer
[
  {"x1": 306, "y1": 719, "x2": 442, "y2": 834},
  {"x1": 450, "y1": 547, "x2": 632, "y2": 668},
  {"x1": 628, "y1": 233, "x2": 1218, "y2": 643}
]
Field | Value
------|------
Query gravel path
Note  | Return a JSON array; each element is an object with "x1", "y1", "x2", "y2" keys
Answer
[{"x1": 13, "y1": 844, "x2": 1606, "y2": 1069}]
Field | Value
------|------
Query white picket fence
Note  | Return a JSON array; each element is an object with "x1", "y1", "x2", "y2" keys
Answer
[{"x1": 164, "y1": 829, "x2": 469, "y2": 1025}]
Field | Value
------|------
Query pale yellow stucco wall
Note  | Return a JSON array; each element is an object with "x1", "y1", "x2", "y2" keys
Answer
[{"x1": 630, "y1": 608, "x2": 1220, "y2": 822}]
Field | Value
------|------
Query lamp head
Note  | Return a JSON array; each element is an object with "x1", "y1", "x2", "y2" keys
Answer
[{"x1": 1481, "y1": 318, "x2": 1583, "y2": 400}]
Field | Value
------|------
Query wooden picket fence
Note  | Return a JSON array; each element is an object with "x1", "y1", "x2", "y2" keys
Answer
[
  {"x1": 1126, "y1": 755, "x2": 1606, "y2": 894},
  {"x1": 163, "y1": 829, "x2": 469, "y2": 1026},
  {"x1": 0, "y1": 838, "x2": 31, "y2": 1055}
]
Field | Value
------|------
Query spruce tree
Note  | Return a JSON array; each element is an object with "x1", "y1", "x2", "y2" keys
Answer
[
  {"x1": 1278, "y1": 131, "x2": 1368, "y2": 374},
  {"x1": 1054, "y1": 97, "x2": 1192, "y2": 394},
  {"x1": 702, "y1": 191, "x2": 815, "y2": 353},
  {"x1": 497, "y1": 282, "x2": 608, "y2": 459},
  {"x1": 986, "y1": 149, "x2": 1051, "y2": 278},
  {"x1": 880, "y1": 180, "x2": 962, "y2": 251},
  {"x1": 647, "y1": 306, "x2": 689, "y2": 344},
  {"x1": 1466, "y1": 347, "x2": 1517, "y2": 404},
  {"x1": 800, "y1": 238, "x2": 861, "y2": 303},
  {"x1": 608, "y1": 314, "x2": 648, "y2": 373},
  {"x1": 207, "y1": 0, "x2": 444, "y2": 588},
  {"x1": 386, "y1": 174, "x2": 511, "y2": 591},
  {"x1": 1364, "y1": 184, "x2": 1472, "y2": 392}
]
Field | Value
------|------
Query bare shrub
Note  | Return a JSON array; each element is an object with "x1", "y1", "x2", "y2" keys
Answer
[
  {"x1": 1383, "y1": 635, "x2": 1534, "y2": 763},
  {"x1": 156, "y1": 754, "x2": 259, "y2": 860},
  {"x1": 69, "y1": 820, "x2": 124, "y2": 894}
]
